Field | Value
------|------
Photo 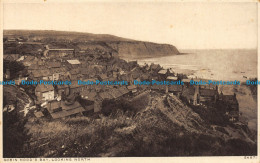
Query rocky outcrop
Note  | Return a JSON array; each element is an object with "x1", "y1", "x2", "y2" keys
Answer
[{"x1": 107, "y1": 41, "x2": 179, "y2": 59}]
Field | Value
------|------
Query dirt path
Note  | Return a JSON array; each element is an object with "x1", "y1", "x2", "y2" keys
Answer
[{"x1": 18, "y1": 86, "x2": 34, "y2": 116}]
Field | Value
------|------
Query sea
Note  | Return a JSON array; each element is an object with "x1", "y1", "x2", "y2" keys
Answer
[
  {"x1": 136, "y1": 49, "x2": 257, "y2": 82},
  {"x1": 124, "y1": 49, "x2": 258, "y2": 131}
]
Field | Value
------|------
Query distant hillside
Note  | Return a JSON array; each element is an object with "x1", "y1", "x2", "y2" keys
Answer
[
  {"x1": 4, "y1": 30, "x2": 180, "y2": 58},
  {"x1": 4, "y1": 30, "x2": 133, "y2": 42}
]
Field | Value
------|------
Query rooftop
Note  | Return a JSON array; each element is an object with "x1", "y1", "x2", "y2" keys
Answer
[
  {"x1": 200, "y1": 89, "x2": 217, "y2": 97},
  {"x1": 51, "y1": 107, "x2": 85, "y2": 119},
  {"x1": 166, "y1": 76, "x2": 178, "y2": 80},
  {"x1": 35, "y1": 84, "x2": 54, "y2": 93},
  {"x1": 99, "y1": 91, "x2": 113, "y2": 100},
  {"x1": 182, "y1": 78, "x2": 190, "y2": 83},
  {"x1": 31, "y1": 69, "x2": 51, "y2": 78},
  {"x1": 108, "y1": 88, "x2": 123, "y2": 99},
  {"x1": 47, "y1": 100, "x2": 61, "y2": 113},
  {"x1": 168, "y1": 85, "x2": 183, "y2": 92},
  {"x1": 47, "y1": 62, "x2": 61, "y2": 68},
  {"x1": 118, "y1": 86, "x2": 130, "y2": 95},
  {"x1": 61, "y1": 101, "x2": 83, "y2": 111},
  {"x1": 67, "y1": 59, "x2": 81, "y2": 65},
  {"x1": 49, "y1": 49, "x2": 74, "y2": 51},
  {"x1": 34, "y1": 111, "x2": 44, "y2": 118},
  {"x1": 158, "y1": 69, "x2": 168, "y2": 74}
]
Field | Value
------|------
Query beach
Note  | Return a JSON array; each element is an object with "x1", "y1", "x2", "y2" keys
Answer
[{"x1": 136, "y1": 49, "x2": 257, "y2": 82}]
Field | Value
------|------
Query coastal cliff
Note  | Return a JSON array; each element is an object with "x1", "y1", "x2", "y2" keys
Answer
[
  {"x1": 4, "y1": 30, "x2": 180, "y2": 58},
  {"x1": 107, "y1": 41, "x2": 180, "y2": 58}
]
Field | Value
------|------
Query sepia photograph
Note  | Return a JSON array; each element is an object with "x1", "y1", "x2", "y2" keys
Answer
[{"x1": 1, "y1": 0, "x2": 258, "y2": 161}]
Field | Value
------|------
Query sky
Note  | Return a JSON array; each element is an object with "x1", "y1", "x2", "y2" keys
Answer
[{"x1": 3, "y1": 2, "x2": 258, "y2": 49}]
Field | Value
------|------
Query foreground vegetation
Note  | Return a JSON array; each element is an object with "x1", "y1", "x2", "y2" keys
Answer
[{"x1": 4, "y1": 92, "x2": 254, "y2": 157}]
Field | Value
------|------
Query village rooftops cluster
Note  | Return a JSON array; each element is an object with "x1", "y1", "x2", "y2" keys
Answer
[{"x1": 3, "y1": 38, "x2": 240, "y2": 122}]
